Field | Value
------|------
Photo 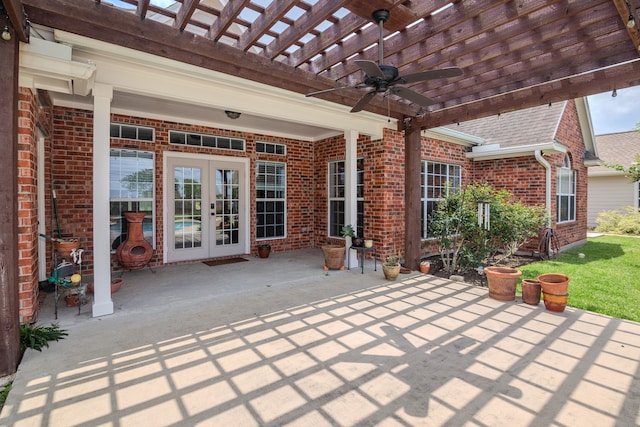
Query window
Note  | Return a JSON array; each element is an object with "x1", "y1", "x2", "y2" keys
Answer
[
  {"x1": 256, "y1": 141, "x2": 286, "y2": 155},
  {"x1": 109, "y1": 149, "x2": 155, "y2": 250},
  {"x1": 110, "y1": 124, "x2": 154, "y2": 141},
  {"x1": 328, "y1": 159, "x2": 364, "y2": 238},
  {"x1": 557, "y1": 155, "x2": 576, "y2": 223},
  {"x1": 256, "y1": 161, "x2": 286, "y2": 239},
  {"x1": 169, "y1": 130, "x2": 245, "y2": 151},
  {"x1": 421, "y1": 161, "x2": 462, "y2": 238}
]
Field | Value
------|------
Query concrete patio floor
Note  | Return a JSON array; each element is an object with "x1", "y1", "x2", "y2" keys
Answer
[{"x1": 1, "y1": 248, "x2": 639, "y2": 426}]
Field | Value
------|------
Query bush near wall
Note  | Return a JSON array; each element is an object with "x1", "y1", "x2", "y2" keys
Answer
[{"x1": 595, "y1": 207, "x2": 640, "y2": 235}]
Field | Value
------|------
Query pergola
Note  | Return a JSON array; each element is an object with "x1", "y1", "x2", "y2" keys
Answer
[{"x1": 1, "y1": 0, "x2": 640, "y2": 373}]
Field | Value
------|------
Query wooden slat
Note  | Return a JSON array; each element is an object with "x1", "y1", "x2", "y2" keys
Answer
[
  {"x1": 236, "y1": 0, "x2": 296, "y2": 52},
  {"x1": 206, "y1": 0, "x2": 250, "y2": 41},
  {"x1": 174, "y1": 0, "x2": 199, "y2": 32}
]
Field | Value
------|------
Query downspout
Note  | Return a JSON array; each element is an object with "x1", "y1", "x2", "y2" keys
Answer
[{"x1": 535, "y1": 150, "x2": 552, "y2": 226}]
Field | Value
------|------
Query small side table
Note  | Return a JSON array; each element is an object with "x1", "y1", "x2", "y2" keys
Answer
[{"x1": 347, "y1": 245, "x2": 377, "y2": 274}]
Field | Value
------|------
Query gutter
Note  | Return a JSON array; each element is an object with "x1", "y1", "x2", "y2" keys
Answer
[
  {"x1": 466, "y1": 141, "x2": 567, "y2": 161},
  {"x1": 535, "y1": 150, "x2": 552, "y2": 226}
]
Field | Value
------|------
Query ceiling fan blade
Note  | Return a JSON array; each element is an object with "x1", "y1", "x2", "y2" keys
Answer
[
  {"x1": 397, "y1": 67, "x2": 464, "y2": 84},
  {"x1": 351, "y1": 91, "x2": 377, "y2": 113},
  {"x1": 306, "y1": 86, "x2": 354, "y2": 97},
  {"x1": 390, "y1": 86, "x2": 435, "y2": 107},
  {"x1": 355, "y1": 60, "x2": 385, "y2": 79}
]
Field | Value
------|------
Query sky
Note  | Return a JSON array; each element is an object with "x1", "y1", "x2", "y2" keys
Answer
[{"x1": 587, "y1": 86, "x2": 640, "y2": 135}]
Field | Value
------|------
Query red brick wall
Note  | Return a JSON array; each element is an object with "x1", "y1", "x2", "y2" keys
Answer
[
  {"x1": 50, "y1": 108, "x2": 316, "y2": 273},
  {"x1": 17, "y1": 88, "x2": 53, "y2": 323},
  {"x1": 548, "y1": 100, "x2": 588, "y2": 246}
]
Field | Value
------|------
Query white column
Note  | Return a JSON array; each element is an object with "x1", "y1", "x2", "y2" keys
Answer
[
  {"x1": 344, "y1": 130, "x2": 358, "y2": 268},
  {"x1": 92, "y1": 83, "x2": 114, "y2": 317}
]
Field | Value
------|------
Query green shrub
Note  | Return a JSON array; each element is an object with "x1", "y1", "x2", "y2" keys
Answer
[
  {"x1": 430, "y1": 183, "x2": 547, "y2": 274},
  {"x1": 0, "y1": 382, "x2": 11, "y2": 408},
  {"x1": 20, "y1": 323, "x2": 68, "y2": 353},
  {"x1": 595, "y1": 207, "x2": 640, "y2": 235}
]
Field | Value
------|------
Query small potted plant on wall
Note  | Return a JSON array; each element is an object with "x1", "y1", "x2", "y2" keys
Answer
[{"x1": 383, "y1": 255, "x2": 401, "y2": 280}]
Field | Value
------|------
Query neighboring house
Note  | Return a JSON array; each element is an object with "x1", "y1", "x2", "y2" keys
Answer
[
  {"x1": 587, "y1": 131, "x2": 640, "y2": 228},
  {"x1": 14, "y1": 33, "x2": 596, "y2": 325}
]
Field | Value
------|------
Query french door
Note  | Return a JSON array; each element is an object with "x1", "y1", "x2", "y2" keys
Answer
[{"x1": 166, "y1": 156, "x2": 247, "y2": 262}]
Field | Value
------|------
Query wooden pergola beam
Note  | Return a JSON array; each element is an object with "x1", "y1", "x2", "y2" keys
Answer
[
  {"x1": 1, "y1": 0, "x2": 29, "y2": 42},
  {"x1": 612, "y1": 0, "x2": 640, "y2": 53}
]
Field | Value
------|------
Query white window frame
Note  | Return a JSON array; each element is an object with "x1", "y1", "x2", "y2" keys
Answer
[
  {"x1": 256, "y1": 161, "x2": 287, "y2": 240},
  {"x1": 556, "y1": 154, "x2": 576, "y2": 223},
  {"x1": 109, "y1": 148, "x2": 155, "y2": 251},
  {"x1": 421, "y1": 161, "x2": 462, "y2": 239},
  {"x1": 328, "y1": 159, "x2": 364, "y2": 238}
]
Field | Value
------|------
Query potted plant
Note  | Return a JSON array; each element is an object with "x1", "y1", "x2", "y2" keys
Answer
[
  {"x1": 382, "y1": 255, "x2": 401, "y2": 280},
  {"x1": 341, "y1": 224, "x2": 364, "y2": 247},
  {"x1": 257, "y1": 244, "x2": 271, "y2": 258},
  {"x1": 485, "y1": 266, "x2": 522, "y2": 301},
  {"x1": 320, "y1": 225, "x2": 353, "y2": 270},
  {"x1": 419, "y1": 260, "x2": 431, "y2": 274}
]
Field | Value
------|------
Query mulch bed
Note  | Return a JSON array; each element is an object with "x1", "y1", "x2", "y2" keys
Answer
[{"x1": 427, "y1": 254, "x2": 540, "y2": 287}]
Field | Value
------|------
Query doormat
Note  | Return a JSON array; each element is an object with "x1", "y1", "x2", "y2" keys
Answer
[{"x1": 203, "y1": 257, "x2": 249, "y2": 267}]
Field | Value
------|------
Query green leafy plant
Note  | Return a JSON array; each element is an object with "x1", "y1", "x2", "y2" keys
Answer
[
  {"x1": 20, "y1": 323, "x2": 68, "y2": 353},
  {"x1": 430, "y1": 183, "x2": 547, "y2": 274},
  {"x1": 340, "y1": 224, "x2": 355, "y2": 238},
  {"x1": 595, "y1": 207, "x2": 640, "y2": 235},
  {"x1": 384, "y1": 255, "x2": 400, "y2": 266},
  {"x1": 0, "y1": 382, "x2": 12, "y2": 408}
]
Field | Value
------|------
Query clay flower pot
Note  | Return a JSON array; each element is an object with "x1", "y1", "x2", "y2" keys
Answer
[
  {"x1": 257, "y1": 244, "x2": 271, "y2": 258},
  {"x1": 538, "y1": 273, "x2": 569, "y2": 296},
  {"x1": 419, "y1": 261, "x2": 431, "y2": 274},
  {"x1": 521, "y1": 279, "x2": 541, "y2": 305},
  {"x1": 383, "y1": 264, "x2": 401, "y2": 280},
  {"x1": 321, "y1": 245, "x2": 345, "y2": 270},
  {"x1": 55, "y1": 239, "x2": 80, "y2": 257},
  {"x1": 485, "y1": 266, "x2": 522, "y2": 301}
]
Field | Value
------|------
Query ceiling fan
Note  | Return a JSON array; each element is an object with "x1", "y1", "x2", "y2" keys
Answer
[{"x1": 306, "y1": 9, "x2": 463, "y2": 113}]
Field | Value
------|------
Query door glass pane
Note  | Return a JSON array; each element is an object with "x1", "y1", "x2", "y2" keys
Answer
[
  {"x1": 174, "y1": 166, "x2": 202, "y2": 249},
  {"x1": 216, "y1": 169, "x2": 239, "y2": 245}
]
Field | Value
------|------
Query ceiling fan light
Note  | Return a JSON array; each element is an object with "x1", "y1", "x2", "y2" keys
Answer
[{"x1": 224, "y1": 110, "x2": 241, "y2": 119}]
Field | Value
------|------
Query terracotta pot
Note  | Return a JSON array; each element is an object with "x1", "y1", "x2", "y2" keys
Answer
[
  {"x1": 485, "y1": 266, "x2": 522, "y2": 301},
  {"x1": 383, "y1": 264, "x2": 401, "y2": 280},
  {"x1": 538, "y1": 273, "x2": 570, "y2": 296},
  {"x1": 419, "y1": 261, "x2": 431, "y2": 274},
  {"x1": 55, "y1": 239, "x2": 80, "y2": 257},
  {"x1": 322, "y1": 245, "x2": 345, "y2": 270},
  {"x1": 521, "y1": 279, "x2": 541, "y2": 305},
  {"x1": 258, "y1": 244, "x2": 271, "y2": 258},
  {"x1": 116, "y1": 212, "x2": 153, "y2": 269},
  {"x1": 543, "y1": 291, "x2": 568, "y2": 312},
  {"x1": 87, "y1": 278, "x2": 124, "y2": 294},
  {"x1": 64, "y1": 294, "x2": 79, "y2": 307}
]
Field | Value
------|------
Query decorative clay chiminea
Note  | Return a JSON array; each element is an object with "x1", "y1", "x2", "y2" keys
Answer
[{"x1": 116, "y1": 212, "x2": 153, "y2": 269}]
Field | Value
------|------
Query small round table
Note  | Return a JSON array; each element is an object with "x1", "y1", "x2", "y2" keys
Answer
[{"x1": 347, "y1": 245, "x2": 377, "y2": 274}]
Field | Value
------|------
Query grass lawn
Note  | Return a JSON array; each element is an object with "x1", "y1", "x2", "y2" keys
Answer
[{"x1": 517, "y1": 235, "x2": 640, "y2": 322}]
